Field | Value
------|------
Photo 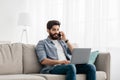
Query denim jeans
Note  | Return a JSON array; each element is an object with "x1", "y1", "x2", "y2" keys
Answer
[{"x1": 49, "y1": 64, "x2": 96, "y2": 80}]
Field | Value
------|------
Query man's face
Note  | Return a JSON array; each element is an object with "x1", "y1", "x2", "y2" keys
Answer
[{"x1": 48, "y1": 25, "x2": 60, "y2": 40}]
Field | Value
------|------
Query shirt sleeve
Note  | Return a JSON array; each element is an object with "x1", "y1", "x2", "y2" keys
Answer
[
  {"x1": 62, "y1": 40, "x2": 72, "y2": 55},
  {"x1": 35, "y1": 40, "x2": 47, "y2": 63},
  {"x1": 67, "y1": 47, "x2": 72, "y2": 55}
]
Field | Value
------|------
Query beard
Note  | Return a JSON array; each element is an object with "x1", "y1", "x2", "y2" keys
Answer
[{"x1": 49, "y1": 33, "x2": 59, "y2": 40}]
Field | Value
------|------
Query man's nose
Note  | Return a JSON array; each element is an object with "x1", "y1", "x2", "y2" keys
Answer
[{"x1": 55, "y1": 31, "x2": 59, "y2": 34}]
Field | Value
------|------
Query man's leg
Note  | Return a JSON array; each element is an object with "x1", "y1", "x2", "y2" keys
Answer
[
  {"x1": 50, "y1": 64, "x2": 76, "y2": 80},
  {"x1": 76, "y1": 64, "x2": 96, "y2": 80}
]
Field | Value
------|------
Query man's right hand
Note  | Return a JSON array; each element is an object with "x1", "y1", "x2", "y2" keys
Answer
[
  {"x1": 59, "y1": 60, "x2": 70, "y2": 64},
  {"x1": 41, "y1": 58, "x2": 70, "y2": 65}
]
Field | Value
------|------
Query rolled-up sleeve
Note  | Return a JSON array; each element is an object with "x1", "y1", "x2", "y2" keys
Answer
[{"x1": 35, "y1": 40, "x2": 46, "y2": 63}]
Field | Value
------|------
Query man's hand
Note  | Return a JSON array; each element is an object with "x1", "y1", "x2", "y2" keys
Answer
[
  {"x1": 41, "y1": 58, "x2": 70, "y2": 65},
  {"x1": 59, "y1": 60, "x2": 70, "y2": 64},
  {"x1": 59, "y1": 31, "x2": 67, "y2": 41},
  {"x1": 59, "y1": 31, "x2": 74, "y2": 52}
]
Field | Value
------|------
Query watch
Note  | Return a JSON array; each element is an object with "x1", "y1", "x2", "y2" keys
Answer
[{"x1": 65, "y1": 39, "x2": 69, "y2": 43}]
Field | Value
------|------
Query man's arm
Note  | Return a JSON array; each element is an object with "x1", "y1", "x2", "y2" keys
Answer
[
  {"x1": 36, "y1": 40, "x2": 70, "y2": 66},
  {"x1": 41, "y1": 58, "x2": 70, "y2": 65},
  {"x1": 65, "y1": 40, "x2": 73, "y2": 52},
  {"x1": 60, "y1": 31, "x2": 74, "y2": 52}
]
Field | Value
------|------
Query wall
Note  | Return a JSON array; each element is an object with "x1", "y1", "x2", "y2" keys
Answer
[
  {"x1": 109, "y1": 47, "x2": 120, "y2": 80},
  {"x1": 0, "y1": 0, "x2": 36, "y2": 44}
]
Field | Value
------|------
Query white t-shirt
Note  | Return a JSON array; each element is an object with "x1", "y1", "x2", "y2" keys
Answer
[{"x1": 52, "y1": 40, "x2": 67, "y2": 61}]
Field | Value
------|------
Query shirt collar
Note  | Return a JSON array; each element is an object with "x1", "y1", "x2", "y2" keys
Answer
[
  {"x1": 46, "y1": 36, "x2": 53, "y2": 43},
  {"x1": 46, "y1": 36, "x2": 62, "y2": 44}
]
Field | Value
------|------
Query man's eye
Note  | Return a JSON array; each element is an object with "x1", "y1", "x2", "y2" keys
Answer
[
  {"x1": 53, "y1": 29, "x2": 57, "y2": 31},
  {"x1": 52, "y1": 29, "x2": 56, "y2": 31}
]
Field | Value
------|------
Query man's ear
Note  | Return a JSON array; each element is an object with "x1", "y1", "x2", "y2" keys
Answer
[{"x1": 47, "y1": 29, "x2": 49, "y2": 33}]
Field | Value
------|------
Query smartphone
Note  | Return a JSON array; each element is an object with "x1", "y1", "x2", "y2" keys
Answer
[{"x1": 58, "y1": 32, "x2": 61, "y2": 39}]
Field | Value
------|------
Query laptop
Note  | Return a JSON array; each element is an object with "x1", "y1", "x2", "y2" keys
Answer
[{"x1": 71, "y1": 48, "x2": 91, "y2": 64}]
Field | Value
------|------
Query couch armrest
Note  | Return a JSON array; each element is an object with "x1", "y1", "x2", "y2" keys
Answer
[{"x1": 95, "y1": 52, "x2": 111, "y2": 80}]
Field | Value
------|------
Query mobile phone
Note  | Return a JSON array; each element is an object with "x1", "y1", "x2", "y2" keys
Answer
[{"x1": 58, "y1": 32, "x2": 61, "y2": 39}]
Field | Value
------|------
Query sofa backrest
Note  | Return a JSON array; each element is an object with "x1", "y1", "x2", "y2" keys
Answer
[
  {"x1": 0, "y1": 43, "x2": 23, "y2": 75},
  {"x1": 0, "y1": 43, "x2": 42, "y2": 74},
  {"x1": 22, "y1": 44, "x2": 42, "y2": 74}
]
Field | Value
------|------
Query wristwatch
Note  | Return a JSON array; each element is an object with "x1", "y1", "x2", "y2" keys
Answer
[{"x1": 65, "y1": 39, "x2": 69, "y2": 43}]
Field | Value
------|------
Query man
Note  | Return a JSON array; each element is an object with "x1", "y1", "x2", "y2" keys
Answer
[{"x1": 35, "y1": 20, "x2": 96, "y2": 80}]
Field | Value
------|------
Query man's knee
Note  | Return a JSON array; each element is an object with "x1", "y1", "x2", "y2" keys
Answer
[
  {"x1": 66, "y1": 64, "x2": 76, "y2": 73},
  {"x1": 86, "y1": 64, "x2": 96, "y2": 72}
]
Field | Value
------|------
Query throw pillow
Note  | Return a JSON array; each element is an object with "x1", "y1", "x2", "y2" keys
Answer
[{"x1": 88, "y1": 50, "x2": 99, "y2": 64}]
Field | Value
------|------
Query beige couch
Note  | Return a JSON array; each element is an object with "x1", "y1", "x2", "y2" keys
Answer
[{"x1": 0, "y1": 43, "x2": 110, "y2": 80}]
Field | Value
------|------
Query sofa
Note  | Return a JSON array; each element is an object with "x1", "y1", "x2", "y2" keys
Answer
[{"x1": 0, "y1": 43, "x2": 110, "y2": 80}]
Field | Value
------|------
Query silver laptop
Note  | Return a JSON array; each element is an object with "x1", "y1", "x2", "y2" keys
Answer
[{"x1": 71, "y1": 48, "x2": 91, "y2": 64}]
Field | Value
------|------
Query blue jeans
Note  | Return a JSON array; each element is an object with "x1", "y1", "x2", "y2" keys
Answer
[{"x1": 49, "y1": 64, "x2": 96, "y2": 80}]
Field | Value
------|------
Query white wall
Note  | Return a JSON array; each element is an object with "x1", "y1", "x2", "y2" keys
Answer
[
  {"x1": 108, "y1": 47, "x2": 120, "y2": 80},
  {"x1": 0, "y1": 0, "x2": 23, "y2": 41},
  {"x1": 0, "y1": 0, "x2": 36, "y2": 44}
]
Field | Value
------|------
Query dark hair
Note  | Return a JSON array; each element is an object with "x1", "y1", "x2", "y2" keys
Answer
[{"x1": 47, "y1": 20, "x2": 60, "y2": 30}]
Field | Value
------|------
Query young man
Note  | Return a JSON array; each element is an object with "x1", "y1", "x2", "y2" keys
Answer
[{"x1": 35, "y1": 20, "x2": 96, "y2": 80}]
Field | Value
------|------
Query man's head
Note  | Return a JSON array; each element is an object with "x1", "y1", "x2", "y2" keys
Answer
[{"x1": 47, "y1": 20, "x2": 61, "y2": 40}]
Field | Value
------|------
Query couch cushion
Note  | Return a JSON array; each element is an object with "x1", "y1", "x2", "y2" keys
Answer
[
  {"x1": 22, "y1": 44, "x2": 42, "y2": 73},
  {"x1": 38, "y1": 74, "x2": 86, "y2": 80},
  {"x1": 96, "y1": 71, "x2": 107, "y2": 80},
  {"x1": 31, "y1": 71, "x2": 106, "y2": 80},
  {"x1": 0, "y1": 43, "x2": 23, "y2": 74},
  {"x1": 89, "y1": 50, "x2": 99, "y2": 64},
  {"x1": 0, "y1": 74, "x2": 46, "y2": 80}
]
